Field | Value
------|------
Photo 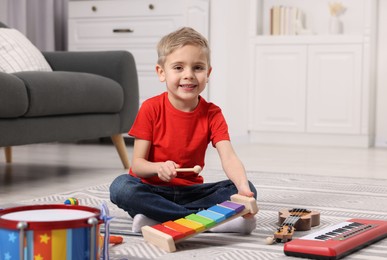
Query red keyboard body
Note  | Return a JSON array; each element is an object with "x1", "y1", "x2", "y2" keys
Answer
[{"x1": 284, "y1": 218, "x2": 387, "y2": 260}]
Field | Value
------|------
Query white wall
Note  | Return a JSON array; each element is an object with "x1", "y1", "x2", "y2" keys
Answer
[
  {"x1": 209, "y1": 0, "x2": 250, "y2": 143},
  {"x1": 375, "y1": 1, "x2": 387, "y2": 147},
  {"x1": 0, "y1": 0, "x2": 7, "y2": 21},
  {"x1": 210, "y1": 0, "x2": 387, "y2": 148}
]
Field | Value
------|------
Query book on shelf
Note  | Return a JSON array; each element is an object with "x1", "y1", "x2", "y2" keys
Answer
[
  {"x1": 271, "y1": 6, "x2": 280, "y2": 35},
  {"x1": 270, "y1": 5, "x2": 303, "y2": 35}
]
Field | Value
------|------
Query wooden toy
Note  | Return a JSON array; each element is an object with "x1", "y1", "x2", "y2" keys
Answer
[
  {"x1": 265, "y1": 208, "x2": 320, "y2": 245},
  {"x1": 175, "y1": 165, "x2": 202, "y2": 173},
  {"x1": 141, "y1": 194, "x2": 258, "y2": 252}
]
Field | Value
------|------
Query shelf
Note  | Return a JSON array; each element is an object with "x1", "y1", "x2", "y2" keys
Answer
[
  {"x1": 250, "y1": 34, "x2": 364, "y2": 45},
  {"x1": 248, "y1": 0, "x2": 377, "y2": 147},
  {"x1": 250, "y1": 0, "x2": 372, "y2": 37}
]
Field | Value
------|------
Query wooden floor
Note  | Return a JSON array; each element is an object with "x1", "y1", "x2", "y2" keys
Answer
[{"x1": 1, "y1": 141, "x2": 387, "y2": 205}]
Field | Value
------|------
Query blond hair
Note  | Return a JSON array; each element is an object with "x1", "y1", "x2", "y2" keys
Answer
[{"x1": 157, "y1": 27, "x2": 211, "y2": 67}]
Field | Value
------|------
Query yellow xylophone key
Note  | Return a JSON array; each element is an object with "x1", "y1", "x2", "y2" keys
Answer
[{"x1": 175, "y1": 218, "x2": 206, "y2": 232}]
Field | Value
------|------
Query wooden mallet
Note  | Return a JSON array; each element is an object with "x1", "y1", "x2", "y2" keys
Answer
[{"x1": 175, "y1": 165, "x2": 202, "y2": 173}]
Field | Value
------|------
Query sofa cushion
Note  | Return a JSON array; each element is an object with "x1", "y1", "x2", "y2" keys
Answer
[
  {"x1": 14, "y1": 71, "x2": 124, "y2": 117},
  {"x1": 0, "y1": 73, "x2": 29, "y2": 118},
  {"x1": 0, "y1": 28, "x2": 52, "y2": 73}
]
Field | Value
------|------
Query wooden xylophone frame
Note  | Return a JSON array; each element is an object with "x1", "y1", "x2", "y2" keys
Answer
[{"x1": 141, "y1": 194, "x2": 259, "y2": 252}]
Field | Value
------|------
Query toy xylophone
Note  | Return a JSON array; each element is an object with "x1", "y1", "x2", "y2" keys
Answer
[
  {"x1": 141, "y1": 194, "x2": 259, "y2": 252},
  {"x1": 284, "y1": 218, "x2": 387, "y2": 260}
]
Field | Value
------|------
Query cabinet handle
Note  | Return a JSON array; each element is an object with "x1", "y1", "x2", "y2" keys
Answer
[
  {"x1": 149, "y1": 4, "x2": 155, "y2": 10},
  {"x1": 91, "y1": 6, "x2": 97, "y2": 12},
  {"x1": 113, "y1": 29, "x2": 134, "y2": 33}
]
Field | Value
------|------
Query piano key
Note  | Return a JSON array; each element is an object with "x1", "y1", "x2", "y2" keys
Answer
[
  {"x1": 298, "y1": 222, "x2": 355, "y2": 241},
  {"x1": 348, "y1": 222, "x2": 363, "y2": 227},
  {"x1": 314, "y1": 235, "x2": 331, "y2": 240},
  {"x1": 341, "y1": 225, "x2": 354, "y2": 230}
]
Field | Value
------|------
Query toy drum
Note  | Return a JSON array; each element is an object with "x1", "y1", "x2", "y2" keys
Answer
[{"x1": 0, "y1": 204, "x2": 103, "y2": 260}]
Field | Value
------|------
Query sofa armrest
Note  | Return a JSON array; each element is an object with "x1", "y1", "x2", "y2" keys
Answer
[
  {"x1": 43, "y1": 51, "x2": 139, "y2": 133},
  {"x1": 0, "y1": 72, "x2": 29, "y2": 118}
]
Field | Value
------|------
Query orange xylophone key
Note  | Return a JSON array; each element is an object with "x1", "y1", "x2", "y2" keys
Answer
[
  {"x1": 163, "y1": 220, "x2": 196, "y2": 237},
  {"x1": 151, "y1": 224, "x2": 186, "y2": 240}
]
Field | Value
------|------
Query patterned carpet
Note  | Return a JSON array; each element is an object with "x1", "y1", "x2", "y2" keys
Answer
[{"x1": 8, "y1": 171, "x2": 387, "y2": 259}]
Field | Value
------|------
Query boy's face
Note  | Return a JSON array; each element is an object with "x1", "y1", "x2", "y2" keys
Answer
[{"x1": 156, "y1": 44, "x2": 212, "y2": 111}]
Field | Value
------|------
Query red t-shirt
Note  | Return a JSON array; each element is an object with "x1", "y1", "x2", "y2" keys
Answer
[{"x1": 128, "y1": 92, "x2": 230, "y2": 186}]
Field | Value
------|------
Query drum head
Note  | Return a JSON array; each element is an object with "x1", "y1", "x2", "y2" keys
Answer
[{"x1": 0, "y1": 204, "x2": 101, "y2": 230}]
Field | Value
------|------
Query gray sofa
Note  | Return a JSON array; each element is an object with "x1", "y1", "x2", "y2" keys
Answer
[{"x1": 0, "y1": 23, "x2": 139, "y2": 169}]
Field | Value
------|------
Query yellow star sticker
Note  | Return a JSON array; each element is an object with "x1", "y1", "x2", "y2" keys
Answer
[
  {"x1": 40, "y1": 233, "x2": 50, "y2": 244},
  {"x1": 35, "y1": 254, "x2": 43, "y2": 260}
]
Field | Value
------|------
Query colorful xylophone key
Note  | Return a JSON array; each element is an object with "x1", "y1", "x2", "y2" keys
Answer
[{"x1": 141, "y1": 194, "x2": 259, "y2": 252}]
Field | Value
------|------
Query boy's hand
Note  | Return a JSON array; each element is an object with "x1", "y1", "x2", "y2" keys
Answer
[
  {"x1": 238, "y1": 186, "x2": 256, "y2": 218},
  {"x1": 157, "y1": 161, "x2": 179, "y2": 182},
  {"x1": 238, "y1": 184, "x2": 255, "y2": 198}
]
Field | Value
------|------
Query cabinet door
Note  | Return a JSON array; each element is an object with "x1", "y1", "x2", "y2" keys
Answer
[
  {"x1": 250, "y1": 45, "x2": 307, "y2": 132},
  {"x1": 307, "y1": 45, "x2": 362, "y2": 134}
]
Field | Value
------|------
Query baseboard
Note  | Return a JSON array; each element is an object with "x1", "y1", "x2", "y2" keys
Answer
[{"x1": 249, "y1": 131, "x2": 372, "y2": 148}]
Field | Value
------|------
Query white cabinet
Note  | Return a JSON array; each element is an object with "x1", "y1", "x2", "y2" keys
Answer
[
  {"x1": 248, "y1": 0, "x2": 377, "y2": 147},
  {"x1": 68, "y1": 0, "x2": 209, "y2": 104},
  {"x1": 251, "y1": 41, "x2": 362, "y2": 135},
  {"x1": 251, "y1": 44, "x2": 307, "y2": 133},
  {"x1": 307, "y1": 44, "x2": 362, "y2": 134}
]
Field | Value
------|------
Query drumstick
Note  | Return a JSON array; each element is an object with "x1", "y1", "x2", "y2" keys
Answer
[{"x1": 176, "y1": 165, "x2": 202, "y2": 173}]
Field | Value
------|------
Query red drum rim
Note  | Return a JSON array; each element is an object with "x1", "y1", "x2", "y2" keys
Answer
[{"x1": 0, "y1": 204, "x2": 102, "y2": 230}]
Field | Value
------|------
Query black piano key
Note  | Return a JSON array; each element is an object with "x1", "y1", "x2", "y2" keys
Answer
[
  {"x1": 332, "y1": 228, "x2": 347, "y2": 233},
  {"x1": 341, "y1": 225, "x2": 354, "y2": 230},
  {"x1": 348, "y1": 222, "x2": 363, "y2": 227},
  {"x1": 315, "y1": 235, "x2": 331, "y2": 240}
]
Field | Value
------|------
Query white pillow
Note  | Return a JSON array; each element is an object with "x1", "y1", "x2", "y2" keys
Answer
[{"x1": 0, "y1": 28, "x2": 52, "y2": 73}]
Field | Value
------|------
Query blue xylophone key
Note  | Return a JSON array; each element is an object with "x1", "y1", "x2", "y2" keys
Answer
[
  {"x1": 207, "y1": 205, "x2": 236, "y2": 218},
  {"x1": 197, "y1": 210, "x2": 226, "y2": 223}
]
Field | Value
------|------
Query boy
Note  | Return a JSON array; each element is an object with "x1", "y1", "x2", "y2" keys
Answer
[{"x1": 110, "y1": 27, "x2": 257, "y2": 233}]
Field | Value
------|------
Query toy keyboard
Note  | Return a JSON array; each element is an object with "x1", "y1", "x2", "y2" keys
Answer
[{"x1": 284, "y1": 218, "x2": 387, "y2": 260}]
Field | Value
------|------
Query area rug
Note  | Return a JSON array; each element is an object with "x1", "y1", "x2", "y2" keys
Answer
[{"x1": 11, "y1": 171, "x2": 387, "y2": 259}]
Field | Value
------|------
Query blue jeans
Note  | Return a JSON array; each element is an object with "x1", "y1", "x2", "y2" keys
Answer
[{"x1": 109, "y1": 174, "x2": 257, "y2": 223}]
